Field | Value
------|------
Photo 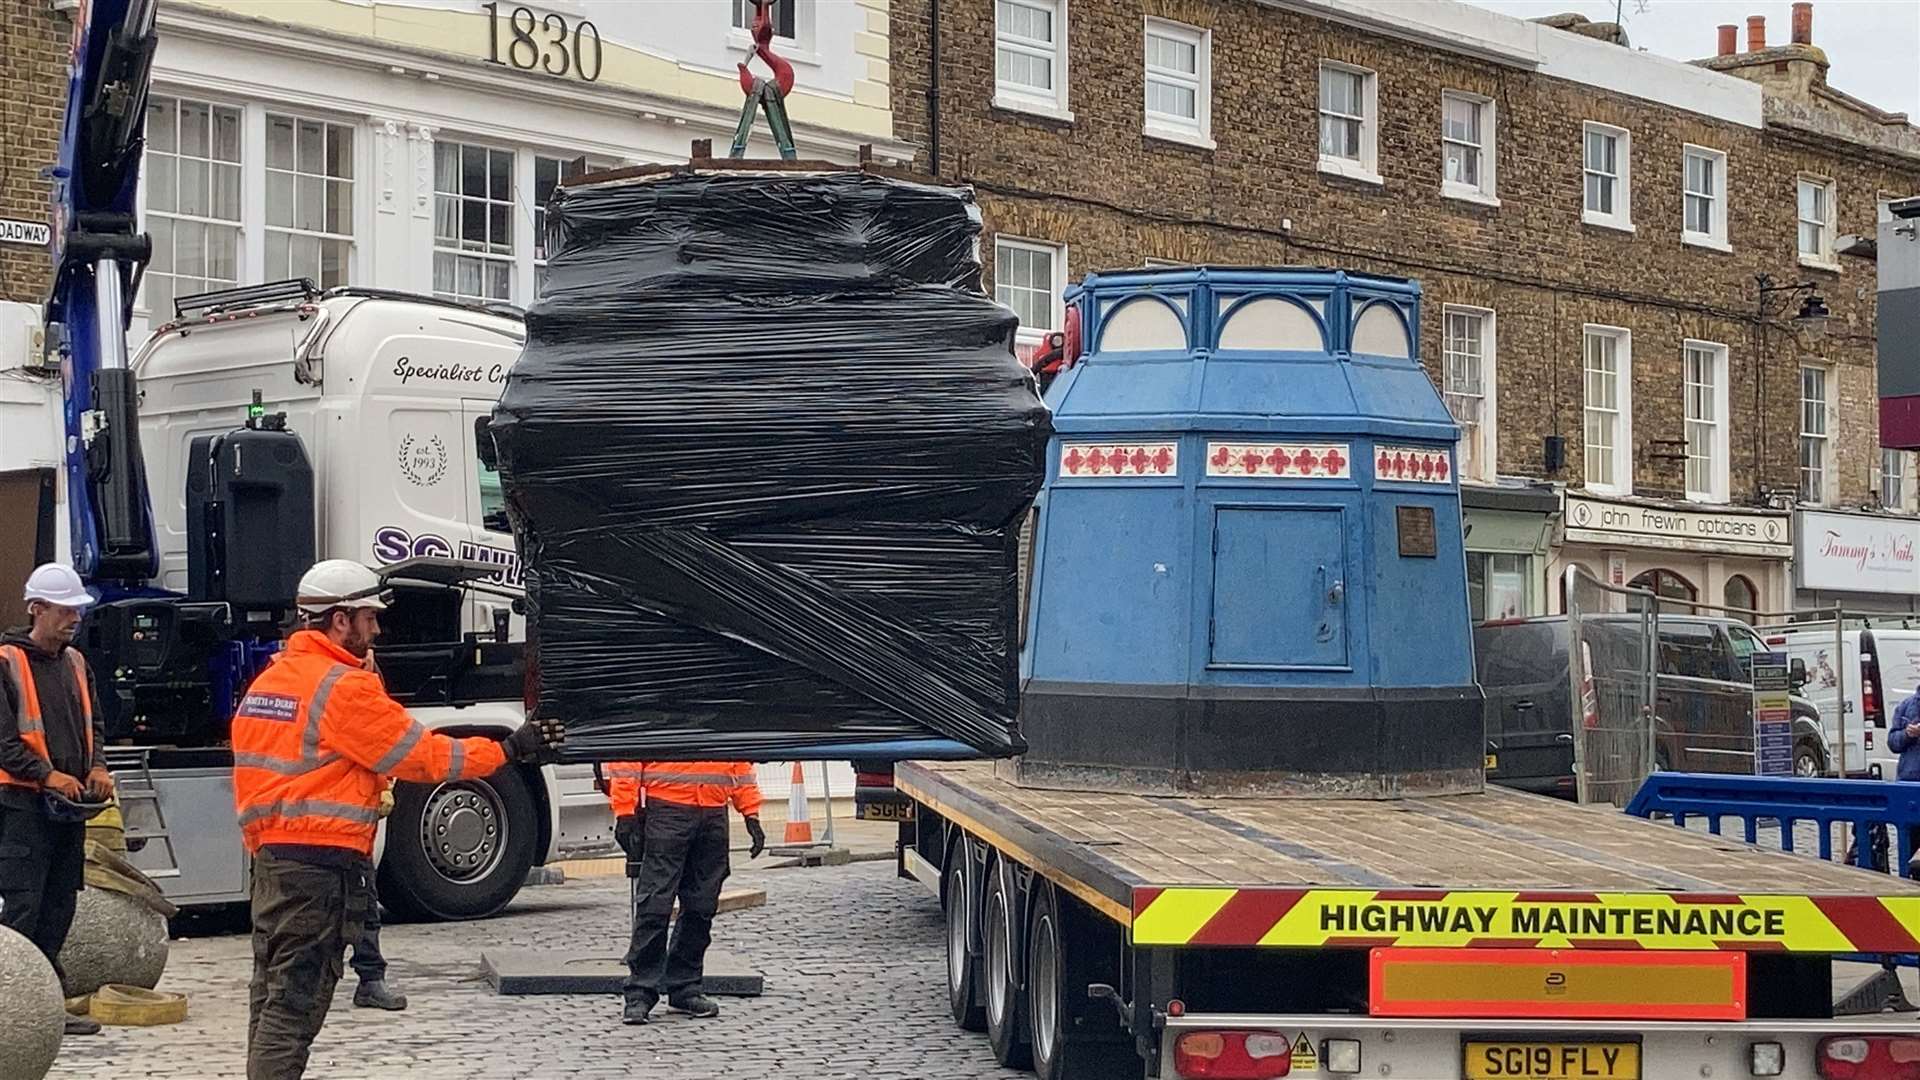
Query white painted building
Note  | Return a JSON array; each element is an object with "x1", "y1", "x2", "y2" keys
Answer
[{"x1": 134, "y1": 0, "x2": 907, "y2": 333}]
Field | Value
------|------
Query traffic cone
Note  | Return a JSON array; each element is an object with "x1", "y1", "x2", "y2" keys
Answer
[{"x1": 784, "y1": 762, "x2": 814, "y2": 845}]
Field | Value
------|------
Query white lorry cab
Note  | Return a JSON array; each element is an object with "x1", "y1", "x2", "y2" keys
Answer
[
  {"x1": 1759, "y1": 624, "x2": 1920, "y2": 780},
  {"x1": 125, "y1": 283, "x2": 611, "y2": 918}
]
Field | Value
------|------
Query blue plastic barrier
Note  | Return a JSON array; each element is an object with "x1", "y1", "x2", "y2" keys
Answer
[
  {"x1": 1626, "y1": 773, "x2": 1920, "y2": 966},
  {"x1": 1626, "y1": 772, "x2": 1920, "y2": 869}
]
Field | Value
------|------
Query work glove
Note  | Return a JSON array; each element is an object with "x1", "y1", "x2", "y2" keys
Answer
[
  {"x1": 615, "y1": 813, "x2": 645, "y2": 860},
  {"x1": 376, "y1": 787, "x2": 396, "y2": 820},
  {"x1": 744, "y1": 815, "x2": 766, "y2": 859},
  {"x1": 500, "y1": 716, "x2": 566, "y2": 763}
]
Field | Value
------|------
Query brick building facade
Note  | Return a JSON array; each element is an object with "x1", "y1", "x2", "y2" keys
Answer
[
  {"x1": 0, "y1": 0, "x2": 67, "y2": 305},
  {"x1": 892, "y1": 0, "x2": 1920, "y2": 614}
]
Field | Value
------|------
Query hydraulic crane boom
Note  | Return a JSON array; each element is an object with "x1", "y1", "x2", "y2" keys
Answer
[{"x1": 46, "y1": 0, "x2": 160, "y2": 585}]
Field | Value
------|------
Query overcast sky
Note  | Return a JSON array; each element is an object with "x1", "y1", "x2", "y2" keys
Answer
[{"x1": 1469, "y1": 0, "x2": 1920, "y2": 119}]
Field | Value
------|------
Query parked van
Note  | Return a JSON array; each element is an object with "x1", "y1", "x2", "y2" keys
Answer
[
  {"x1": 1476, "y1": 614, "x2": 1832, "y2": 797},
  {"x1": 1761, "y1": 626, "x2": 1920, "y2": 779}
]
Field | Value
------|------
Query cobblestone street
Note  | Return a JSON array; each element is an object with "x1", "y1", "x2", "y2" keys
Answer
[{"x1": 50, "y1": 860, "x2": 1025, "y2": 1080}]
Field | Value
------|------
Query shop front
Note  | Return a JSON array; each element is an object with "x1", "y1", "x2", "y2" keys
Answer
[
  {"x1": 1794, "y1": 508, "x2": 1920, "y2": 618},
  {"x1": 1461, "y1": 480, "x2": 1559, "y2": 620},
  {"x1": 1550, "y1": 492, "x2": 1794, "y2": 616}
]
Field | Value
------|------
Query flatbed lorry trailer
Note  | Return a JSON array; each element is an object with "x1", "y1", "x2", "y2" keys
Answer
[
  {"x1": 869, "y1": 267, "x2": 1920, "y2": 1080},
  {"x1": 897, "y1": 759, "x2": 1920, "y2": 1080}
]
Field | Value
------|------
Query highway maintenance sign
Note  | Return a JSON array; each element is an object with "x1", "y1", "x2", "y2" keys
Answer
[{"x1": 1128, "y1": 887, "x2": 1920, "y2": 953}]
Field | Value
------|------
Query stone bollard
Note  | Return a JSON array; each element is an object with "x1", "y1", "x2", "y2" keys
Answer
[
  {"x1": 56, "y1": 886, "x2": 170, "y2": 998},
  {"x1": 0, "y1": 924, "x2": 65, "y2": 1080}
]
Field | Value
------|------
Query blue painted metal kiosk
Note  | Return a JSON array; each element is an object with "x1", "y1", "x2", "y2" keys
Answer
[{"x1": 1016, "y1": 267, "x2": 1483, "y2": 797}]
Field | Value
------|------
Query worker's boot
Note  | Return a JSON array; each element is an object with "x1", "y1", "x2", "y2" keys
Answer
[
  {"x1": 64, "y1": 1014, "x2": 102, "y2": 1036},
  {"x1": 622, "y1": 993, "x2": 657, "y2": 1026},
  {"x1": 353, "y1": 980, "x2": 409, "y2": 1011},
  {"x1": 668, "y1": 992, "x2": 720, "y2": 1019}
]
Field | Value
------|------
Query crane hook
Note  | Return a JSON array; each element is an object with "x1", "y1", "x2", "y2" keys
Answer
[{"x1": 737, "y1": 0, "x2": 795, "y2": 98}]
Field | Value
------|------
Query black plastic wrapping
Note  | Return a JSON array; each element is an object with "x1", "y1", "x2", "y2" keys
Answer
[{"x1": 491, "y1": 169, "x2": 1050, "y2": 762}]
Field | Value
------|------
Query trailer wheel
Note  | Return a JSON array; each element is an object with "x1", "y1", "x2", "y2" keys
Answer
[
  {"x1": 945, "y1": 848, "x2": 987, "y2": 1032},
  {"x1": 984, "y1": 857, "x2": 1033, "y2": 1069},
  {"x1": 379, "y1": 766, "x2": 538, "y2": 921},
  {"x1": 1027, "y1": 882, "x2": 1145, "y2": 1080}
]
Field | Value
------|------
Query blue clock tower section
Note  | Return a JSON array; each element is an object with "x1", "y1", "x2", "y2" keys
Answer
[{"x1": 1016, "y1": 267, "x2": 1484, "y2": 797}]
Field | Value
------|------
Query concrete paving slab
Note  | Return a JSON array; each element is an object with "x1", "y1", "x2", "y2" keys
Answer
[{"x1": 480, "y1": 947, "x2": 764, "y2": 996}]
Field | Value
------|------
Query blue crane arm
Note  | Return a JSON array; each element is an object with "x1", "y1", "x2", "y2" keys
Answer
[{"x1": 45, "y1": 0, "x2": 160, "y2": 585}]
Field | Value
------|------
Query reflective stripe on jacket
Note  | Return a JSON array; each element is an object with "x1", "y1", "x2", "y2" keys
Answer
[
  {"x1": 231, "y1": 630, "x2": 510, "y2": 855},
  {"x1": 0, "y1": 644, "x2": 92, "y2": 790},
  {"x1": 604, "y1": 760, "x2": 762, "y2": 817},
  {"x1": 603, "y1": 761, "x2": 646, "y2": 818}
]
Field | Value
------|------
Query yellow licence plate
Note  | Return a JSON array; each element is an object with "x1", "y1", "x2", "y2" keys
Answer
[
  {"x1": 1464, "y1": 1043, "x2": 1639, "y2": 1080},
  {"x1": 857, "y1": 802, "x2": 914, "y2": 822},
  {"x1": 1485, "y1": 754, "x2": 1499, "y2": 770}
]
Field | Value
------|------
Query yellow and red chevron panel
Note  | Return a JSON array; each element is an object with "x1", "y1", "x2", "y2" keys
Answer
[{"x1": 1128, "y1": 887, "x2": 1920, "y2": 953}]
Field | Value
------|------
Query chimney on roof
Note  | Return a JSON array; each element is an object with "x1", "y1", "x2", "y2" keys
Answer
[
  {"x1": 1746, "y1": 14, "x2": 1766, "y2": 51},
  {"x1": 1791, "y1": 2, "x2": 1813, "y2": 44},
  {"x1": 1716, "y1": 24, "x2": 1738, "y2": 56}
]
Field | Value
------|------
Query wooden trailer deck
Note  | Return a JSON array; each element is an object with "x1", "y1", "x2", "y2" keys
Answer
[{"x1": 898, "y1": 761, "x2": 1920, "y2": 953}]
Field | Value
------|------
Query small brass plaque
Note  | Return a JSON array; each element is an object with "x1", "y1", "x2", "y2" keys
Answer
[{"x1": 1397, "y1": 504, "x2": 1437, "y2": 558}]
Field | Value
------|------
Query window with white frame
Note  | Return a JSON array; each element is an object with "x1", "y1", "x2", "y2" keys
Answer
[
  {"x1": 1582, "y1": 122, "x2": 1632, "y2": 230},
  {"x1": 1881, "y1": 448, "x2": 1910, "y2": 511},
  {"x1": 144, "y1": 96, "x2": 243, "y2": 316},
  {"x1": 533, "y1": 153, "x2": 591, "y2": 294},
  {"x1": 1682, "y1": 340, "x2": 1729, "y2": 503},
  {"x1": 264, "y1": 113, "x2": 354, "y2": 289},
  {"x1": 1682, "y1": 145, "x2": 1728, "y2": 249},
  {"x1": 1798, "y1": 177, "x2": 1836, "y2": 267},
  {"x1": 1443, "y1": 306, "x2": 1496, "y2": 483},
  {"x1": 995, "y1": 0, "x2": 1068, "y2": 117},
  {"x1": 1800, "y1": 364, "x2": 1830, "y2": 503},
  {"x1": 433, "y1": 140, "x2": 515, "y2": 304},
  {"x1": 994, "y1": 237, "x2": 1064, "y2": 340},
  {"x1": 1583, "y1": 326, "x2": 1632, "y2": 493},
  {"x1": 1143, "y1": 19, "x2": 1209, "y2": 144},
  {"x1": 1441, "y1": 92, "x2": 1495, "y2": 202},
  {"x1": 731, "y1": 0, "x2": 796, "y2": 38},
  {"x1": 1318, "y1": 62, "x2": 1378, "y2": 182}
]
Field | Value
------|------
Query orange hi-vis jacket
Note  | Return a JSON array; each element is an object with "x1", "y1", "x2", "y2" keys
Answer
[
  {"x1": 231, "y1": 630, "x2": 509, "y2": 856},
  {"x1": 0, "y1": 644, "x2": 92, "y2": 790},
  {"x1": 603, "y1": 761, "x2": 763, "y2": 818}
]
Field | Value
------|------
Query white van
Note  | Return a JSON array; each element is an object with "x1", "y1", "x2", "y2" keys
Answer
[{"x1": 1760, "y1": 626, "x2": 1920, "y2": 779}]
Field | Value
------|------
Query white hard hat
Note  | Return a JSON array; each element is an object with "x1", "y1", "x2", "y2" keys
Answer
[
  {"x1": 23, "y1": 563, "x2": 95, "y2": 610},
  {"x1": 295, "y1": 559, "x2": 389, "y2": 615}
]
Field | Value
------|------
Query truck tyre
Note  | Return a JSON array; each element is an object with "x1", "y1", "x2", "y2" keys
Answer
[
  {"x1": 983, "y1": 856, "x2": 1033, "y2": 1069},
  {"x1": 379, "y1": 765, "x2": 539, "y2": 921},
  {"x1": 1794, "y1": 739, "x2": 1827, "y2": 778},
  {"x1": 945, "y1": 848, "x2": 987, "y2": 1032},
  {"x1": 1027, "y1": 882, "x2": 1144, "y2": 1080}
]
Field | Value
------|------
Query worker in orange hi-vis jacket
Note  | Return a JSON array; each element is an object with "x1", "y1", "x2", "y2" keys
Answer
[
  {"x1": 613, "y1": 760, "x2": 766, "y2": 1026},
  {"x1": 232, "y1": 559, "x2": 564, "y2": 1080}
]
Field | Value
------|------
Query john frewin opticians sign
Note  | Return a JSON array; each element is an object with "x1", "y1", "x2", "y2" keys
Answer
[{"x1": 1564, "y1": 494, "x2": 1792, "y2": 559}]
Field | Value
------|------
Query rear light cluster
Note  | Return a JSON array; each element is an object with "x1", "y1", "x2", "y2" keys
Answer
[
  {"x1": 1174, "y1": 1031, "x2": 1293, "y2": 1079},
  {"x1": 1864, "y1": 659, "x2": 1885, "y2": 727},
  {"x1": 1818, "y1": 1036, "x2": 1920, "y2": 1080}
]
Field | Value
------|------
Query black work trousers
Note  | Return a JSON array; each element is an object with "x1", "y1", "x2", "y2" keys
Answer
[
  {"x1": 623, "y1": 800, "x2": 730, "y2": 1004},
  {"x1": 247, "y1": 850, "x2": 372, "y2": 1080},
  {"x1": 0, "y1": 802, "x2": 85, "y2": 984},
  {"x1": 347, "y1": 875, "x2": 387, "y2": 984}
]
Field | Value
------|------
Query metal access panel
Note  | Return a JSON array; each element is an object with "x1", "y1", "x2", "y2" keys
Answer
[
  {"x1": 1210, "y1": 506, "x2": 1348, "y2": 668},
  {"x1": 117, "y1": 764, "x2": 249, "y2": 906}
]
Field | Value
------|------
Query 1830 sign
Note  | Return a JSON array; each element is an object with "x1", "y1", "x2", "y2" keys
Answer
[{"x1": 481, "y1": 3, "x2": 602, "y2": 82}]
